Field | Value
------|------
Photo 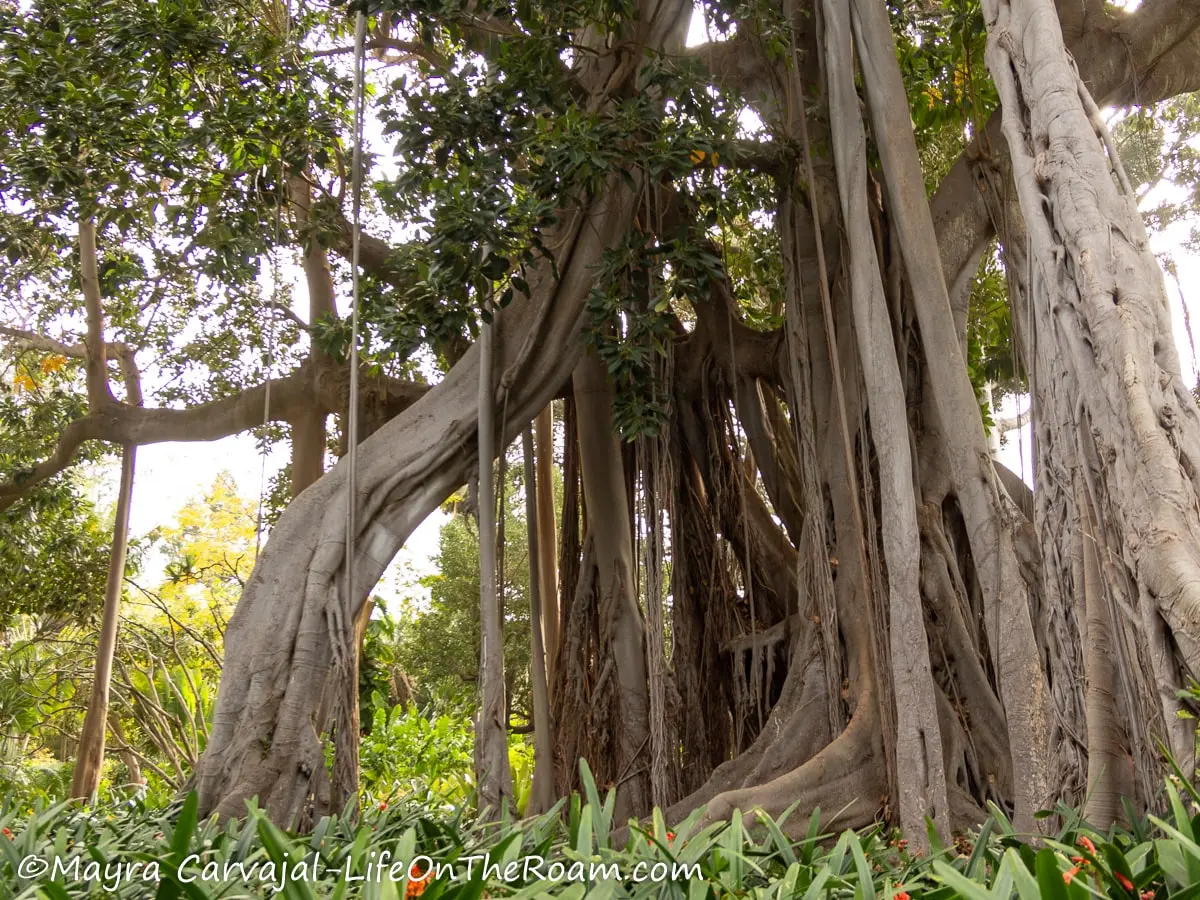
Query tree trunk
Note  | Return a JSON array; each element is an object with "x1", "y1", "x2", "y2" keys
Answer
[
  {"x1": 290, "y1": 175, "x2": 334, "y2": 496},
  {"x1": 572, "y1": 349, "x2": 652, "y2": 820},
  {"x1": 194, "y1": 2, "x2": 694, "y2": 824},
  {"x1": 522, "y1": 426, "x2": 555, "y2": 815},
  {"x1": 982, "y1": 0, "x2": 1200, "y2": 807},
  {"x1": 191, "y1": 0, "x2": 1200, "y2": 841},
  {"x1": 71, "y1": 442, "x2": 136, "y2": 800},
  {"x1": 475, "y1": 310, "x2": 512, "y2": 817},
  {"x1": 534, "y1": 406, "x2": 559, "y2": 684},
  {"x1": 823, "y1": 0, "x2": 949, "y2": 841},
  {"x1": 850, "y1": 0, "x2": 1054, "y2": 831}
]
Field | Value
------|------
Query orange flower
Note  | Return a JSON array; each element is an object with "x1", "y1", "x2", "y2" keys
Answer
[
  {"x1": 1071, "y1": 856, "x2": 1086, "y2": 865},
  {"x1": 894, "y1": 892, "x2": 911, "y2": 900},
  {"x1": 1064, "y1": 865, "x2": 1080, "y2": 884},
  {"x1": 1, "y1": 827, "x2": 11, "y2": 839},
  {"x1": 380, "y1": 802, "x2": 388, "y2": 811},
  {"x1": 665, "y1": 831, "x2": 675, "y2": 842},
  {"x1": 407, "y1": 866, "x2": 433, "y2": 898},
  {"x1": 1115, "y1": 872, "x2": 1134, "y2": 891},
  {"x1": 1077, "y1": 835, "x2": 1097, "y2": 855}
]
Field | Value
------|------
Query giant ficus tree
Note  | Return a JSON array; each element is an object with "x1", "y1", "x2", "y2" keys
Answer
[{"x1": 4, "y1": 0, "x2": 1200, "y2": 839}]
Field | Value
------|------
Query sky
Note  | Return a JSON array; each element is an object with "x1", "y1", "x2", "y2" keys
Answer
[{"x1": 93, "y1": 3, "x2": 1197, "y2": 610}]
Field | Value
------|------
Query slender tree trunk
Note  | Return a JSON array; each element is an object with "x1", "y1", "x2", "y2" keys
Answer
[
  {"x1": 71, "y1": 442, "x2": 136, "y2": 800},
  {"x1": 476, "y1": 310, "x2": 512, "y2": 817},
  {"x1": 108, "y1": 713, "x2": 144, "y2": 790},
  {"x1": 534, "y1": 406, "x2": 559, "y2": 683},
  {"x1": 523, "y1": 426, "x2": 555, "y2": 814}
]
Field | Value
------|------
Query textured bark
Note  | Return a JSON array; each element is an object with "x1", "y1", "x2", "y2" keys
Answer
[
  {"x1": 824, "y1": 0, "x2": 950, "y2": 842},
  {"x1": 572, "y1": 350, "x2": 651, "y2": 819},
  {"x1": 851, "y1": 0, "x2": 1054, "y2": 831},
  {"x1": 929, "y1": 0, "x2": 1200, "y2": 344},
  {"x1": 1077, "y1": 471, "x2": 1131, "y2": 828},
  {"x1": 983, "y1": 0, "x2": 1200, "y2": 806}
]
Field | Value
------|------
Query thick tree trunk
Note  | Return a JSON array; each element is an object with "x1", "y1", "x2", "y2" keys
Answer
[
  {"x1": 851, "y1": 0, "x2": 1054, "y2": 831},
  {"x1": 983, "y1": 0, "x2": 1200, "y2": 806},
  {"x1": 823, "y1": 0, "x2": 949, "y2": 842},
  {"x1": 572, "y1": 350, "x2": 652, "y2": 820}
]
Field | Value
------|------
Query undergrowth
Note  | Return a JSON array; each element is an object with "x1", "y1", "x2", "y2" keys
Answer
[{"x1": 2, "y1": 761, "x2": 1199, "y2": 898}]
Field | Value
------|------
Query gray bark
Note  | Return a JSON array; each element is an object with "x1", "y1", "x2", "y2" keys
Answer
[
  {"x1": 823, "y1": 0, "x2": 950, "y2": 843},
  {"x1": 475, "y1": 310, "x2": 512, "y2": 817}
]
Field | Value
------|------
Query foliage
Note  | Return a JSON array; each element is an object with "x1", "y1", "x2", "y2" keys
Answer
[
  {"x1": 0, "y1": 350, "x2": 111, "y2": 625},
  {"x1": 359, "y1": 693, "x2": 535, "y2": 811},
  {"x1": 1115, "y1": 95, "x2": 1200, "y2": 236},
  {"x1": 3, "y1": 764, "x2": 1200, "y2": 897},
  {"x1": 891, "y1": 0, "x2": 998, "y2": 194},
  {"x1": 396, "y1": 458, "x2": 534, "y2": 720},
  {"x1": 0, "y1": 0, "x2": 352, "y2": 438},
  {"x1": 0, "y1": 474, "x2": 252, "y2": 810},
  {"x1": 360, "y1": 695, "x2": 476, "y2": 806}
]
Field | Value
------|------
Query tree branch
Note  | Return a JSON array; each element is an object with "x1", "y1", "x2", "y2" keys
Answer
[
  {"x1": 78, "y1": 218, "x2": 115, "y2": 408},
  {"x1": 0, "y1": 363, "x2": 429, "y2": 511},
  {"x1": 310, "y1": 37, "x2": 450, "y2": 71}
]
